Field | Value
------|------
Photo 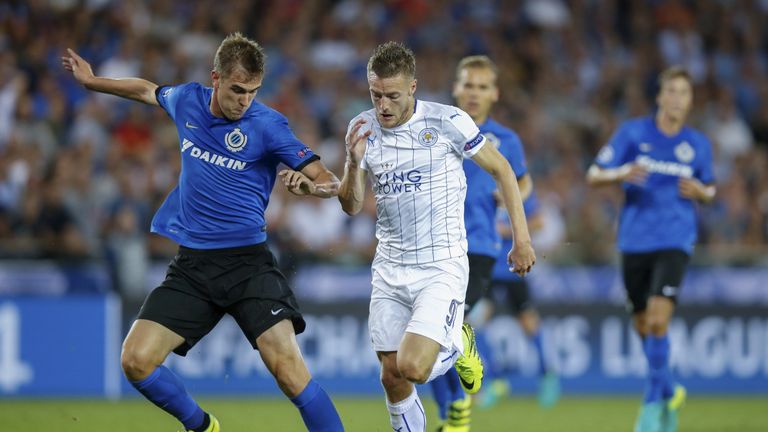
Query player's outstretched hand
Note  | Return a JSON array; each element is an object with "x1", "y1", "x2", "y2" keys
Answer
[
  {"x1": 508, "y1": 241, "x2": 536, "y2": 277},
  {"x1": 61, "y1": 48, "x2": 95, "y2": 86},
  {"x1": 678, "y1": 177, "x2": 706, "y2": 201},
  {"x1": 279, "y1": 169, "x2": 316, "y2": 196},
  {"x1": 345, "y1": 118, "x2": 371, "y2": 165}
]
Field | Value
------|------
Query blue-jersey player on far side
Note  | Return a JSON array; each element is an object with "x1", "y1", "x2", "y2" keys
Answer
[
  {"x1": 62, "y1": 33, "x2": 344, "y2": 432},
  {"x1": 587, "y1": 66, "x2": 716, "y2": 432},
  {"x1": 429, "y1": 55, "x2": 536, "y2": 432}
]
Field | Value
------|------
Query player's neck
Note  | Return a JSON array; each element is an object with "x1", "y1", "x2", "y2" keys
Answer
[
  {"x1": 655, "y1": 111, "x2": 685, "y2": 136},
  {"x1": 210, "y1": 90, "x2": 224, "y2": 118},
  {"x1": 473, "y1": 114, "x2": 488, "y2": 125}
]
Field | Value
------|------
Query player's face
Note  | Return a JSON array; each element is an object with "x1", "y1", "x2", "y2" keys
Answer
[
  {"x1": 368, "y1": 72, "x2": 417, "y2": 128},
  {"x1": 211, "y1": 69, "x2": 263, "y2": 121},
  {"x1": 453, "y1": 67, "x2": 498, "y2": 123},
  {"x1": 656, "y1": 77, "x2": 693, "y2": 123}
]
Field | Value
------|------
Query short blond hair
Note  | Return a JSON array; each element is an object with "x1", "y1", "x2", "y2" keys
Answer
[
  {"x1": 213, "y1": 32, "x2": 265, "y2": 79},
  {"x1": 658, "y1": 66, "x2": 693, "y2": 89},
  {"x1": 367, "y1": 42, "x2": 416, "y2": 79},
  {"x1": 455, "y1": 55, "x2": 498, "y2": 81}
]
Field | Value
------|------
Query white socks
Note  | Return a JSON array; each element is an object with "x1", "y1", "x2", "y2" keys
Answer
[{"x1": 387, "y1": 388, "x2": 427, "y2": 432}]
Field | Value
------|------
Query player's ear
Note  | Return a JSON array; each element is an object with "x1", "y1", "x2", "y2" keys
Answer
[
  {"x1": 410, "y1": 78, "x2": 417, "y2": 96},
  {"x1": 211, "y1": 70, "x2": 219, "y2": 89}
]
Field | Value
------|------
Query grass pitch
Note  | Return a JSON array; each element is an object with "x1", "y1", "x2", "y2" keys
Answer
[{"x1": 1, "y1": 396, "x2": 766, "y2": 431}]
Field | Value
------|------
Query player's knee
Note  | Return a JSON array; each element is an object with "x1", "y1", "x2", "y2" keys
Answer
[
  {"x1": 120, "y1": 347, "x2": 157, "y2": 381},
  {"x1": 380, "y1": 365, "x2": 406, "y2": 391},
  {"x1": 397, "y1": 358, "x2": 430, "y2": 384},
  {"x1": 646, "y1": 317, "x2": 669, "y2": 336}
]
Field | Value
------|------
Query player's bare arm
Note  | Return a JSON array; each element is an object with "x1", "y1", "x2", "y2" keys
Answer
[
  {"x1": 679, "y1": 177, "x2": 716, "y2": 203},
  {"x1": 471, "y1": 142, "x2": 536, "y2": 276},
  {"x1": 494, "y1": 174, "x2": 533, "y2": 205},
  {"x1": 586, "y1": 163, "x2": 648, "y2": 187},
  {"x1": 61, "y1": 48, "x2": 159, "y2": 106},
  {"x1": 338, "y1": 118, "x2": 371, "y2": 215},
  {"x1": 278, "y1": 160, "x2": 340, "y2": 198}
]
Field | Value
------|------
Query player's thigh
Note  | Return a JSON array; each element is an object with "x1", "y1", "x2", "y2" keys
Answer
[
  {"x1": 256, "y1": 320, "x2": 309, "y2": 375},
  {"x1": 465, "y1": 254, "x2": 496, "y2": 311},
  {"x1": 228, "y1": 267, "x2": 306, "y2": 350},
  {"x1": 506, "y1": 277, "x2": 533, "y2": 314},
  {"x1": 409, "y1": 256, "x2": 468, "y2": 352},
  {"x1": 649, "y1": 249, "x2": 690, "y2": 304},
  {"x1": 122, "y1": 319, "x2": 185, "y2": 365},
  {"x1": 621, "y1": 252, "x2": 655, "y2": 314},
  {"x1": 398, "y1": 331, "x2": 443, "y2": 373},
  {"x1": 369, "y1": 259, "x2": 412, "y2": 352},
  {"x1": 137, "y1": 281, "x2": 224, "y2": 356}
]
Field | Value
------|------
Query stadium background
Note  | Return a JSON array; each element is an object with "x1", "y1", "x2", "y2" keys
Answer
[{"x1": 0, "y1": 0, "x2": 767, "y2": 431}]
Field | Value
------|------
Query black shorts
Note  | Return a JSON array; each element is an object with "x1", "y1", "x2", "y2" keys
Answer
[
  {"x1": 490, "y1": 278, "x2": 533, "y2": 314},
  {"x1": 465, "y1": 254, "x2": 496, "y2": 311},
  {"x1": 622, "y1": 249, "x2": 690, "y2": 314},
  {"x1": 137, "y1": 243, "x2": 306, "y2": 356}
]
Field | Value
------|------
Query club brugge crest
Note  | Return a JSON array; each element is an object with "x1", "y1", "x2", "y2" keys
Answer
[
  {"x1": 674, "y1": 141, "x2": 695, "y2": 163},
  {"x1": 225, "y1": 128, "x2": 248, "y2": 153},
  {"x1": 418, "y1": 127, "x2": 439, "y2": 147}
]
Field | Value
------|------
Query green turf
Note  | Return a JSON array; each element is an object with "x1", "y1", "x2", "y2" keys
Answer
[{"x1": 1, "y1": 396, "x2": 766, "y2": 431}]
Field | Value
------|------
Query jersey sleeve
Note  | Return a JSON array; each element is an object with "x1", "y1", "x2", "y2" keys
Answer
[
  {"x1": 155, "y1": 83, "x2": 193, "y2": 120},
  {"x1": 443, "y1": 108, "x2": 486, "y2": 158},
  {"x1": 695, "y1": 134, "x2": 716, "y2": 184},
  {"x1": 594, "y1": 122, "x2": 634, "y2": 168},
  {"x1": 266, "y1": 112, "x2": 320, "y2": 171},
  {"x1": 500, "y1": 132, "x2": 528, "y2": 179}
]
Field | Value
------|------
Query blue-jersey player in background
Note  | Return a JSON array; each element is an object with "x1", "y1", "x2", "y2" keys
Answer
[
  {"x1": 429, "y1": 55, "x2": 538, "y2": 432},
  {"x1": 62, "y1": 33, "x2": 345, "y2": 432},
  {"x1": 587, "y1": 66, "x2": 716, "y2": 432},
  {"x1": 473, "y1": 191, "x2": 559, "y2": 410}
]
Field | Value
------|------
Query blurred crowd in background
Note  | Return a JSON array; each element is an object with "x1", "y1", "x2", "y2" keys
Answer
[{"x1": 1, "y1": 0, "x2": 767, "y2": 295}]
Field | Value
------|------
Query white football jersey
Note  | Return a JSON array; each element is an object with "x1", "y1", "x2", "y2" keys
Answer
[{"x1": 349, "y1": 100, "x2": 486, "y2": 264}]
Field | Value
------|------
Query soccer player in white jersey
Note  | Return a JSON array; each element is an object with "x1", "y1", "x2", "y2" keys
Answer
[{"x1": 337, "y1": 42, "x2": 536, "y2": 432}]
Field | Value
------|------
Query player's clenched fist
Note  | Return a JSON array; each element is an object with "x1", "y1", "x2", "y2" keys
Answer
[{"x1": 508, "y1": 241, "x2": 536, "y2": 277}]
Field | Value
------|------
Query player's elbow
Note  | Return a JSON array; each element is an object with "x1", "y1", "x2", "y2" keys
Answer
[{"x1": 340, "y1": 198, "x2": 362, "y2": 216}]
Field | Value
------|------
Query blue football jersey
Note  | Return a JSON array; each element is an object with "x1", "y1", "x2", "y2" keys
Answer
[
  {"x1": 464, "y1": 118, "x2": 528, "y2": 258},
  {"x1": 594, "y1": 116, "x2": 715, "y2": 253},
  {"x1": 492, "y1": 192, "x2": 540, "y2": 281},
  {"x1": 152, "y1": 82, "x2": 319, "y2": 248}
]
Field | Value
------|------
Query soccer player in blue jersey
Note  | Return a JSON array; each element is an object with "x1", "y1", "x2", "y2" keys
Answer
[
  {"x1": 428, "y1": 55, "x2": 540, "y2": 432},
  {"x1": 62, "y1": 33, "x2": 344, "y2": 432},
  {"x1": 479, "y1": 192, "x2": 559, "y2": 409},
  {"x1": 587, "y1": 66, "x2": 716, "y2": 432}
]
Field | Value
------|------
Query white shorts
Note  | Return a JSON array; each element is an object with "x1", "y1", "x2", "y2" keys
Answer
[{"x1": 368, "y1": 254, "x2": 469, "y2": 353}]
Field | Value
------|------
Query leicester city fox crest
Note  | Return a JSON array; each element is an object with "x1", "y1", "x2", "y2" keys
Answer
[
  {"x1": 418, "y1": 127, "x2": 439, "y2": 147},
  {"x1": 225, "y1": 128, "x2": 248, "y2": 153}
]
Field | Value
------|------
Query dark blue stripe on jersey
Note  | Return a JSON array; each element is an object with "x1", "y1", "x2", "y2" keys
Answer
[{"x1": 294, "y1": 154, "x2": 320, "y2": 172}]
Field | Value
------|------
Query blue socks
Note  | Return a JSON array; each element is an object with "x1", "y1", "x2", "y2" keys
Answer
[
  {"x1": 290, "y1": 379, "x2": 344, "y2": 431},
  {"x1": 430, "y1": 368, "x2": 464, "y2": 420},
  {"x1": 644, "y1": 335, "x2": 672, "y2": 403},
  {"x1": 531, "y1": 331, "x2": 547, "y2": 376},
  {"x1": 131, "y1": 365, "x2": 206, "y2": 431}
]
